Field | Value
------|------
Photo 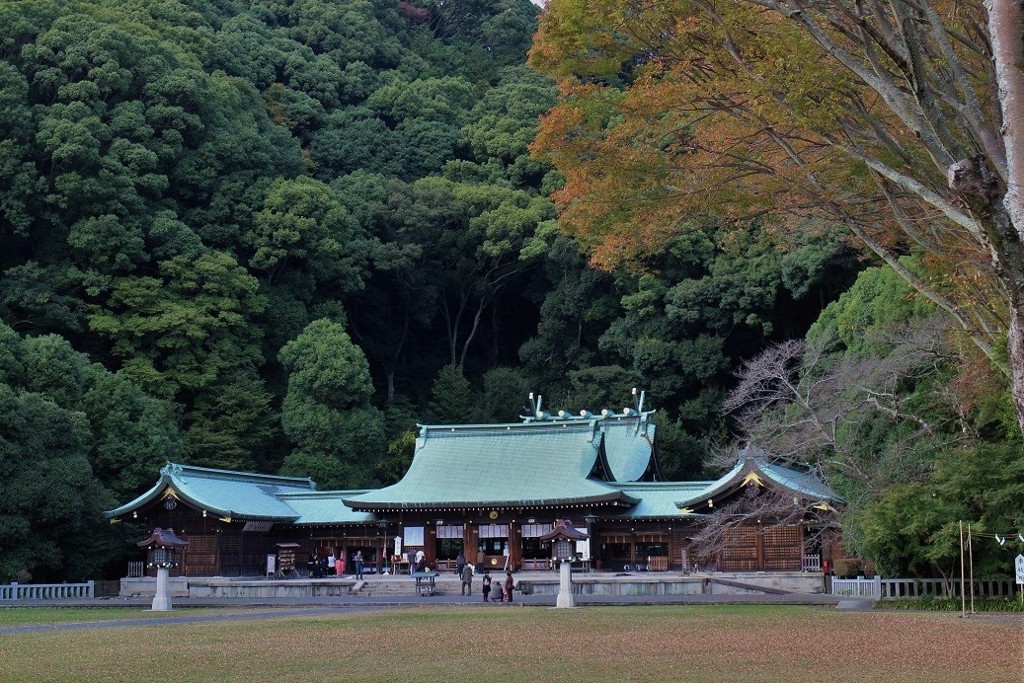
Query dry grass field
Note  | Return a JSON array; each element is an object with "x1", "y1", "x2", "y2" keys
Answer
[
  {"x1": 0, "y1": 607, "x2": 229, "y2": 625},
  {"x1": 1, "y1": 605, "x2": 1020, "y2": 683}
]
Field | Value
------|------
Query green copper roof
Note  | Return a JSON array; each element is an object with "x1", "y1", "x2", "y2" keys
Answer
[
  {"x1": 105, "y1": 435, "x2": 837, "y2": 527},
  {"x1": 601, "y1": 416, "x2": 657, "y2": 482},
  {"x1": 105, "y1": 463, "x2": 316, "y2": 521},
  {"x1": 674, "y1": 450, "x2": 840, "y2": 508},
  {"x1": 609, "y1": 482, "x2": 706, "y2": 518},
  {"x1": 277, "y1": 491, "x2": 378, "y2": 525},
  {"x1": 344, "y1": 421, "x2": 639, "y2": 511}
]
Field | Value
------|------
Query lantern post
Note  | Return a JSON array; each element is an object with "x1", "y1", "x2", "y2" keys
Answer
[
  {"x1": 137, "y1": 528, "x2": 188, "y2": 611},
  {"x1": 540, "y1": 519, "x2": 589, "y2": 608}
]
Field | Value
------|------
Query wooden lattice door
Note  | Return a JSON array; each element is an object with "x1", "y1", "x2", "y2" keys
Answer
[{"x1": 183, "y1": 534, "x2": 217, "y2": 576}]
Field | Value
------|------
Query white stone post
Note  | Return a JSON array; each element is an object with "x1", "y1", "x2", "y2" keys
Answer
[
  {"x1": 151, "y1": 566, "x2": 173, "y2": 611},
  {"x1": 555, "y1": 560, "x2": 576, "y2": 608}
]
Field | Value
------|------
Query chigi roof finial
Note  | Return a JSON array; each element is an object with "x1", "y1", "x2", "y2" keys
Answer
[
  {"x1": 528, "y1": 391, "x2": 543, "y2": 419},
  {"x1": 632, "y1": 387, "x2": 645, "y2": 414}
]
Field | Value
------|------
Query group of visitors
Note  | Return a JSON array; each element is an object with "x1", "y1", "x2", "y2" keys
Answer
[
  {"x1": 311, "y1": 546, "x2": 517, "y2": 600},
  {"x1": 308, "y1": 550, "x2": 345, "y2": 578},
  {"x1": 480, "y1": 570, "x2": 515, "y2": 602},
  {"x1": 406, "y1": 548, "x2": 427, "y2": 573},
  {"x1": 455, "y1": 551, "x2": 515, "y2": 601}
]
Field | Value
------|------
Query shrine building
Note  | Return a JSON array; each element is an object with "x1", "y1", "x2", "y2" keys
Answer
[{"x1": 106, "y1": 404, "x2": 841, "y2": 577}]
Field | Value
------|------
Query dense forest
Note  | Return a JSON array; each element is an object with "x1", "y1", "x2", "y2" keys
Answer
[{"x1": 1, "y1": 0, "x2": 1020, "y2": 584}]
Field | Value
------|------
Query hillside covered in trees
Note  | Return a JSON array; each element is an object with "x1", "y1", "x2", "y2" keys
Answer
[{"x1": 6, "y1": 0, "x2": 1016, "y2": 585}]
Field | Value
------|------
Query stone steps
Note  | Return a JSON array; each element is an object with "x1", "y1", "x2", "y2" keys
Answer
[{"x1": 356, "y1": 574, "x2": 468, "y2": 597}]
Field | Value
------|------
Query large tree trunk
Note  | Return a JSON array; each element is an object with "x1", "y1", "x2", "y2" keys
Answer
[
  {"x1": 1008, "y1": 307, "x2": 1024, "y2": 436},
  {"x1": 950, "y1": 161, "x2": 1024, "y2": 435},
  {"x1": 991, "y1": 200, "x2": 1024, "y2": 436},
  {"x1": 987, "y1": 0, "x2": 1024, "y2": 238},
  {"x1": 985, "y1": 0, "x2": 1024, "y2": 434}
]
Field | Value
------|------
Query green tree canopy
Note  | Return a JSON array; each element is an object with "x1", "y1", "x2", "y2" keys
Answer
[{"x1": 279, "y1": 319, "x2": 385, "y2": 487}]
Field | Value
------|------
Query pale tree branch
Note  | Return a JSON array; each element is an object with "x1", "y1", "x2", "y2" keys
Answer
[{"x1": 724, "y1": 318, "x2": 969, "y2": 503}]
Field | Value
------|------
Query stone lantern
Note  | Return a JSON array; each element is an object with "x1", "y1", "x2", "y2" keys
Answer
[
  {"x1": 539, "y1": 519, "x2": 588, "y2": 608},
  {"x1": 137, "y1": 527, "x2": 188, "y2": 611}
]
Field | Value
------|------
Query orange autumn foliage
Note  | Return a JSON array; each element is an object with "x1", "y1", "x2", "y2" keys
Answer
[{"x1": 529, "y1": 0, "x2": 1007, "y2": 373}]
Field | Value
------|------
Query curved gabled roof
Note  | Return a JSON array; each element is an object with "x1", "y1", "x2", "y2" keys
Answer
[
  {"x1": 757, "y1": 460, "x2": 839, "y2": 501},
  {"x1": 344, "y1": 421, "x2": 638, "y2": 511},
  {"x1": 104, "y1": 463, "x2": 316, "y2": 521},
  {"x1": 601, "y1": 415, "x2": 658, "y2": 482}
]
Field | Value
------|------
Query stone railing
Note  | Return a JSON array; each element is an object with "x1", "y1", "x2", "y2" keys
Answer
[
  {"x1": 832, "y1": 576, "x2": 1017, "y2": 599},
  {"x1": 0, "y1": 581, "x2": 95, "y2": 600},
  {"x1": 831, "y1": 575, "x2": 881, "y2": 598},
  {"x1": 880, "y1": 577, "x2": 1016, "y2": 598}
]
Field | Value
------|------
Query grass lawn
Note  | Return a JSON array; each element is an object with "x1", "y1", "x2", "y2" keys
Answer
[
  {"x1": 0, "y1": 607, "x2": 238, "y2": 626},
  {"x1": 1, "y1": 605, "x2": 1018, "y2": 683}
]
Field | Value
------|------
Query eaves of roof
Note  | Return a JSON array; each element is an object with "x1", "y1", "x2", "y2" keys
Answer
[
  {"x1": 344, "y1": 490, "x2": 639, "y2": 513},
  {"x1": 104, "y1": 462, "x2": 315, "y2": 521}
]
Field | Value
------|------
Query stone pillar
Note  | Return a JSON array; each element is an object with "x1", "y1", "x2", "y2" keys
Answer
[
  {"x1": 555, "y1": 560, "x2": 576, "y2": 608},
  {"x1": 151, "y1": 566, "x2": 172, "y2": 611}
]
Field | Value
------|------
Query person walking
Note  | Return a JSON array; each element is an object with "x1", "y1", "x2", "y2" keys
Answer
[
  {"x1": 460, "y1": 562, "x2": 473, "y2": 596},
  {"x1": 354, "y1": 550, "x2": 364, "y2": 580},
  {"x1": 482, "y1": 571, "x2": 492, "y2": 602}
]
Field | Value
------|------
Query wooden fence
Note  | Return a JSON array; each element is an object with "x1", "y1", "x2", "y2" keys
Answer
[
  {"x1": 0, "y1": 581, "x2": 95, "y2": 600},
  {"x1": 832, "y1": 576, "x2": 1017, "y2": 599},
  {"x1": 801, "y1": 554, "x2": 821, "y2": 572}
]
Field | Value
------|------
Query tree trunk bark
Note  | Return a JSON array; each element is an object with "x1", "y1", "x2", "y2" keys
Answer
[
  {"x1": 982, "y1": 199, "x2": 1024, "y2": 435},
  {"x1": 985, "y1": 0, "x2": 1024, "y2": 434},
  {"x1": 488, "y1": 296, "x2": 501, "y2": 369},
  {"x1": 1007, "y1": 305, "x2": 1024, "y2": 436},
  {"x1": 986, "y1": 0, "x2": 1024, "y2": 240},
  {"x1": 979, "y1": 202, "x2": 1024, "y2": 435}
]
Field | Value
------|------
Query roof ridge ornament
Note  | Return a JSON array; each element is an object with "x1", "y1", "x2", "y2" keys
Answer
[
  {"x1": 633, "y1": 387, "x2": 645, "y2": 414},
  {"x1": 630, "y1": 387, "x2": 645, "y2": 433},
  {"x1": 521, "y1": 391, "x2": 554, "y2": 421},
  {"x1": 523, "y1": 390, "x2": 655, "y2": 423}
]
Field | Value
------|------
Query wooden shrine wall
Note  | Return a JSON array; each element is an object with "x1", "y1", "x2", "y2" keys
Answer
[{"x1": 719, "y1": 524, "x2": 803, "y2": 572}]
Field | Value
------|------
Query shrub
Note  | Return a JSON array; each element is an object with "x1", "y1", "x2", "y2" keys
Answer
[{"x1": 883, "y1": 595, "x2": 1024, "y2": 612}]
